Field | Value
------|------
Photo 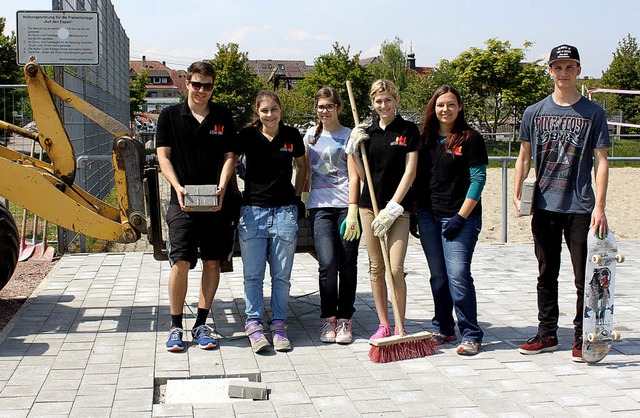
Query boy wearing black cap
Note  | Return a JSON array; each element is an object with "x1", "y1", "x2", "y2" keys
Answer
[{"x1": 513, "y1": 45, "x2": 610, "y2": 362}]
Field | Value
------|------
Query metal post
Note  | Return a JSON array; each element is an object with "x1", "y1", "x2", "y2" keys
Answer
[{"x1": 502, "y1": 158, "x2": 508, "y2": 244}]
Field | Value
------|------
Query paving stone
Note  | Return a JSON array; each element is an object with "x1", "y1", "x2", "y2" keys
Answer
[
  {"x1": 1, "y1": 240, "x2": 639, "y2": 417},
  {"x1": 228, "y1": 381, "x2": 269, "y2": 400},
  {"x1": 29, "y1": 401, "x2": 73, "y2": 415}
]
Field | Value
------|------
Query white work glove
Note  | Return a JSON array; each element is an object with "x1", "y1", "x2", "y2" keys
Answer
[
  {"x1": 371, "y1": 200, "x2": 404, "y2": 237},
  {"x1": 340, "y1": 204, "x2": 361, "y2": 241},
  {"x1": 345, "y1": 122, "x2": 371, "y2": 155}
]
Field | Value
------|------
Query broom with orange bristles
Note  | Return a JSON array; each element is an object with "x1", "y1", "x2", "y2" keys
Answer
[{"x1": 345, "y1": 81, "x2": 436, "y2": 363}]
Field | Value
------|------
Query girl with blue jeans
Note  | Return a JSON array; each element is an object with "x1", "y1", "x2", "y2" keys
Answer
[
  {"x1": 414, "y1": 85, "x2": 488, "y2": 355},
  {"x1": 236, "y1": 91, "x2": 308, "y2": 353},
  {"x1": 304, "y1": 87, "x2": 360, "y2": 345}
]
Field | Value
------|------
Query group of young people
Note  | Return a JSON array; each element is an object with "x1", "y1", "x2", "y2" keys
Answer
[{"x1": 156, "y1": 43, "x2": 610, "y2": 363}]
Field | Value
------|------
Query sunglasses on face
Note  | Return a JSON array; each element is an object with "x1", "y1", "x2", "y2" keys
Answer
[{"x1": 189, "y1": 81, "x2": 214, "y2": 92}]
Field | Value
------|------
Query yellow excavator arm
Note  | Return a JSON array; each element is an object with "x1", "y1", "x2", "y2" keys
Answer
[{"x1": 0, "y1": 62, "x2": 146, "y2": 243}]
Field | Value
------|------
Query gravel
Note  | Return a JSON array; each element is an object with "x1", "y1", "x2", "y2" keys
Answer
[{"x1": 0, "y1": 259, "x2": 58, "y2": 331}]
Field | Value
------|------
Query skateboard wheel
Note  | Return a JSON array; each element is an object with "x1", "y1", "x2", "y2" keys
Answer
[
  {"x1": 612, "y1": 331, "x2": 621, "y2": 340},
  {"x1": 591, "y1": 255, "x2": 601, "y2": 264},
  {"x1": 616, "y1": 254, "x2": 625, "y2": 263},
  {"x1": 587, "y1": 333, "x2": 597, "y2": 343}
]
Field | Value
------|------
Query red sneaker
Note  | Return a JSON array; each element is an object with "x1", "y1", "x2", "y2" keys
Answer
[
  {"x1": 572, "y1": 338, "x2": 585, "y2": 363},
  {"x1": 432, "y1": 332, "x2": 457, "y2": 346},
  {"x1": 519, "y1": 334, "x2": 558, "y2": 354}
]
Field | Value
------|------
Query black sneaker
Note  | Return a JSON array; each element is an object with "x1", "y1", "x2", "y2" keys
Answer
[{"x1": 519, "y1": 334, "x2": 558, "y2": 354}]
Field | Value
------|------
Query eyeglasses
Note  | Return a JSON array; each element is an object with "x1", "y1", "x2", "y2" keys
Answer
[
  {"x1": 316, "y1": 104, "x2": 338, "y2": 112},
  {"x1": 188, "y1": 81, "x2": 214, "y2": 92}
]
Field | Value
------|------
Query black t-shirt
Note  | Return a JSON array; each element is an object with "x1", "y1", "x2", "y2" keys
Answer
[
  {"x1": 359, "y1": 115, "x2": 421, "y2": 210},
  {"x1": 418, "y1": 129, "x2": 488, "y2": 218},
  {"x1": 236, "y1": 122, "x2": 305, "y2": 207},
  {"x1": 156, "y1": 101, "x2": 237, "y2": 205}
]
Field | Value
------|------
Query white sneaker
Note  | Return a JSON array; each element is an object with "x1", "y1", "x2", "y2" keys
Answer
[
  {"x1": 335, "y1": 318, "x2": 353, "y2": 344},
  {"x1": 320, "y1": 317, "x2": 336, "y2": 343}
]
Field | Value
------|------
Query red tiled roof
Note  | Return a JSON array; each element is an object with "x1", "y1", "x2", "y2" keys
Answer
[{"x1": 130, "y1": 60, "x2": 187, "y2": 95}]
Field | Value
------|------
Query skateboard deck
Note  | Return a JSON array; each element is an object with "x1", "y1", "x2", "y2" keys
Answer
[{"x1": 582, "y1": 229, "x2": 623, "y2": 363}]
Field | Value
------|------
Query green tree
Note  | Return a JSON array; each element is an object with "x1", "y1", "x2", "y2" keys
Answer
[
  {"x1": 601, "y1": 34, "x2": 640, "y2": 127},
  {"x1": 402, "y1": 59, "x2": 459, "y2": 119},
  {"x1": 129, "y1": 69, "x2": 148, "y2": 120},
  {"x1": 450, "y1": 39, "x2": 550, "y2": 133},
  {"x1": 0, "y1": 17, "x2": 26, "y2": 137},
  {"x1": 297, "y1": 43, "x2": 373, "y2": 127},
  {"x1": 370, "y1": 37, "x2": 408, "y2": 92},
  {"x1": 0, "y1": 18, "x2": 21, "y2": 85},
  {"x1": 276, "y1": 86, "x2": 314, "y2": 127},
  {"x1": 209, "y1": 43, "x2": 262, "y2": 127}
]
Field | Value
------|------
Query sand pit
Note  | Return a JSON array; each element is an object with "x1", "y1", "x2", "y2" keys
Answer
[{"x1": 480, "y1": 167, "x2": 640, "y2": 243}]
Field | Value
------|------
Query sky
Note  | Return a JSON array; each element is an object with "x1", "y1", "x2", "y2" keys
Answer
[{"x1": 2, "y1": 0, "x2": 640, "y2": 78}]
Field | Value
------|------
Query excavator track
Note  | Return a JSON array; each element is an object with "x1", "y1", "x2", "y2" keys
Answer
[{"x1": 0, "y1": 202, "x2": 19, "y2": 290}]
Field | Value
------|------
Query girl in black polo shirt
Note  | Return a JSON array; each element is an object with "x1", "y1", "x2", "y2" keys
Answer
[
  {"x1": 414, "y1": 85, "x2": 488, "y2": 356},
  {"x1": 347, "y1": 79, "x2": 420, "y2": 340},
  {"x1": 236, "y1": 90, "x2": 308, "y2": 353}
]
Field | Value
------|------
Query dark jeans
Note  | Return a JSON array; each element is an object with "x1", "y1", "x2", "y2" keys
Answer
[
  {"x1": 532, "y1": 209, "x2": 591, "y2": 340},
  {"x1": 309, "y1": 208, "x2": 359, "y2": 319},
  {"x1": 416, "y1": 209, "x2": 483, "y2": 343}
]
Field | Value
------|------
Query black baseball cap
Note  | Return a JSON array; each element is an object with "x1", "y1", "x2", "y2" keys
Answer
[{"x1": 549, "y1": 44, "x2": 580, "y2": 66}]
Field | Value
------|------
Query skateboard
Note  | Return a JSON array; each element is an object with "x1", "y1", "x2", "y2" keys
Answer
[{"x1": 582, "y1": 229, "x2": 624, "y2": 363}]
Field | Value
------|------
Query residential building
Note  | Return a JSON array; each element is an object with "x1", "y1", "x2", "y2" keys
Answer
[
  {"x1": 246, "y1": 60, "x2": 313, "y2": 90},
  {"x1": 129, "y1": 56, "x2": 187, "y2": 113}
]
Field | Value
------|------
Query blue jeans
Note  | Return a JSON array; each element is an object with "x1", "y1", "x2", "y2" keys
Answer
[
  {"x1": 416, "y1": 208, "x2": 483, "y2": 343},
  {"x1": 238, "y1": 205, "x2": 298, "y2": 324},
  {"x1": 309, "y1": 208, "x2": 359, "y2": 319}
]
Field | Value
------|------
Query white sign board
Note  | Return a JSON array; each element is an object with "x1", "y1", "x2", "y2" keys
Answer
[{"x1": 16, "y1": 11, "x2": 99, "y2": 65}]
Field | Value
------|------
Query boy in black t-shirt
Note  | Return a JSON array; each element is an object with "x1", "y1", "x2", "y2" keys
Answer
[{"x1": 156, "y1": 61, "x2": 238, "y2": 352}]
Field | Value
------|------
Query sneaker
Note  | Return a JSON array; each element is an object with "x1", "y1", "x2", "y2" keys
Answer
[
  {"x1": 166, "y1": 327, "x2": 184, "y2": 352},
  {"x1": 320, "y1": 317, "x2": 337, "y2": 343},
  {"x1": 191, "y1": 325, "x2": 217, "y2": 350},
  {"x1": 335, "y1": 319, "x2": 353, "y2": 344},
  {"x1": 370, "y1": 324, "x2": 392, "y2": 340},
  {"x1": 245, "y1": 320, "x2": 270, "y2": 353},
  {"x1": 270, "y1": 320, "x2": 292, "y2": 352},
  {"x1": 456, "y1": 340, "x2": 481, "y2": 355},
  {"x1": 432, "y1": 332, "x2": 457, "y2": 346},
  {"x1": 572, "y1": 338, "x2": 585, "y2": 363},
  {"x1": 519, "y1": 334, "x2": 559, "y2": 355}
]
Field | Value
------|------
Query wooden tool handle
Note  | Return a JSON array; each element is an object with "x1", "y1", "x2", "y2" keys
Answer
[{"x1": 345, "y1": 80, "x2": 404, "y2": 335}]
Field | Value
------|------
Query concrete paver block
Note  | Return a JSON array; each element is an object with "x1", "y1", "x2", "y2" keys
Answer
[
  {"x1": 184, "y1": 185, "x2": 217, "y2": 210},
  {"x1": 228, "y1": 381, "x2": 269, "y2": 400}
]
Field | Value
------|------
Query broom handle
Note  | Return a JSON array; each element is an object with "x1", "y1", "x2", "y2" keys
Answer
[{"x1": 346, "y1": 81, "x2": 404, "y2": 336}]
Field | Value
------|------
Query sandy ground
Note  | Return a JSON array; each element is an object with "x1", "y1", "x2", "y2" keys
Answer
[{"x1": 480, "y1": 167, "x2": 640, "y2": 243}]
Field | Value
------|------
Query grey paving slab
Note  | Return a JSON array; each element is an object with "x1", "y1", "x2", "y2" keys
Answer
[{"x1": 0, "y1": 239, "x2": 638, "y2": 416}]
